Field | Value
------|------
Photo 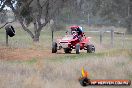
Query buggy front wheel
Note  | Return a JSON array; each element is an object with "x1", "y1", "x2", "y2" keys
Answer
[
  {"x1": 52, "y1": 42, "x2": 57, "y2": 53},
  {"x1": 76, "y1": 43, "x2": 80, "y2": 54}
]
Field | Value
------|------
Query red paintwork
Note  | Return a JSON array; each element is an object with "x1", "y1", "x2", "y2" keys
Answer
[
  {"x1": 70, "y1": 26, "x2": 79, "y2": 29},
  {"x1": 57, "y1": 26, "x2": 91, "y2": 50},
  {"x1": 59, "y1": 35, "x2": 90, "y2": 49}
]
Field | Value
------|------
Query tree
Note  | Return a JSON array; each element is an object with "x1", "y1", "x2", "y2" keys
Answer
[
  {"x1": 62, "y1": 0, "x2": 132, "y2": 34},
  {"x1": 0, "y1": 10, "x2": 7, "y2": 23},
  {"x1": 0, "y1": 0, "x2": 67, "y2": 42},
  {"x1": 89, "y1": 0, "x2": 132, "y2": 34}
]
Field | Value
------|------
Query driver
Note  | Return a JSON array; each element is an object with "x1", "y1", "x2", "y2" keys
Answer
[
  {"x1": 72, "y1": 31, "x2": 78, "y2": 39},
  {"x1": 76, "y1": 26, "x2": 83, "y2": 37},
  {"x1": 75, "y1": 26, "x2": 83, "y2": 41},
  {"x1": 70, "y1": 26, "x2": 84, "y2": 40}
]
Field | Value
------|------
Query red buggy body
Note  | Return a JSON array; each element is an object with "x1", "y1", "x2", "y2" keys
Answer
[{"x1": 52, "y1": 26, "x2": 95, "y2": 54}]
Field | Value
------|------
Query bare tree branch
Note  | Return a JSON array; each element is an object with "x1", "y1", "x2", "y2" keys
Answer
[
  {"x1": 37, "y1": 0, "x2": 42, "y2": 27},
  {"x1": 41, "y1": 0, "x2": 48, "y2": 8},
  {"x1": 41, "y1": 21, "x2": 48, "y2": 28},
  {"x1": 0, "y1": 20, "x2": 15, "y2": 29},
  {"x1": 19, "y1": 17, "x2": 35, "y2": 39},
  {"x1": 37, "y1": 0, "x2": 49, "y2": 31},
  {"x1": 45, "y1": 0, "x2": 49, "y2": 22},
  {"x1": 0, "y1": 0, "x2": 6, "y2": 12},
  {"x1": 28, "y1": 0, "x2": 34, "y2": 5},
  {"x1": 8, "y1": 1, "x2": 35, "y2": 39},
  {"x1": 0, "y1": 0, "x2": 68, "y2": 42}
]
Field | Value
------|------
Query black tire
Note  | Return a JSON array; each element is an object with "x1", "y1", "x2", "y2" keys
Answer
[
  {"x1": 64, "y1": 48, "x2": 72, "y2": 53},
  {"x1": 52, "y1": 42, "x2": 57, "y2": 53},
  {"x1": 87, "y1": 44, "x2": 95, "y2": 53},
  {"x1": 79, "y1": 78, "x2": 91, "y2": 86},
  {"x1": 5, "y1": 25, "x2": 15, "y2": 37},
  {"x1": 76, "y1": 43, "x2": 80, "y2": 54}
]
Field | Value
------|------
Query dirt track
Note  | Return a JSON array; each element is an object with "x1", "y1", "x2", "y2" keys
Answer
[
  {"x1": 0, "y1": 46, "x2": 77, "y2": 60},
  {"x1": 0, "y1": 43, "x2": 105, "y2": 60},
  {"x1": 0, "y1": 47, "x2": 55, "y2": 60}
]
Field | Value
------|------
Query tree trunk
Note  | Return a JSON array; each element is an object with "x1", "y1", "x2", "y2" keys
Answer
[
  {"x1": 126, "y1": 16, "x2": 132, "y2": 34},
  {"x1": 126, "y1": 23, "x2": 132, "y2": 34},
  {"x1": 33, "y1": 31, "x2": 40, "y2": 42},
  {"x1": 126, "y1": 0, "x2": 132, "y2": 34}
]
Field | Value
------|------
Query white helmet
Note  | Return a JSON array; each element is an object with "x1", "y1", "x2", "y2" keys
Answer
[{"x1": 79, "y1": 26, "x2": 83, "y2": 31}]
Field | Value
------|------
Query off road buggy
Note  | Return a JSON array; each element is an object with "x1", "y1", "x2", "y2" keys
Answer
[{"x1": 52, "y1": 26, "x2": 95, "y2": 54}]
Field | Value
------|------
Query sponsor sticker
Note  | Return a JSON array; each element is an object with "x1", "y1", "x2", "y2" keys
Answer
[{"x1": 79, "y1": 67, "x2": 131, "y2": 86}]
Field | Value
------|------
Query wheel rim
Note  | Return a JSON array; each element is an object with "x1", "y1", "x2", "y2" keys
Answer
[{"x1": 91, "y1": 46, "x2": 95, "y2": 52}]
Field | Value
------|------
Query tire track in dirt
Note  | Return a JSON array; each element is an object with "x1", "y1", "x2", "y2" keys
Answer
[{"x1": 0, "y1": 47, "x2": 57, "y2": 60}]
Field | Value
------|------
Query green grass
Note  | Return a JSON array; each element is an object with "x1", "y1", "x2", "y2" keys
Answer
[
  {"x1": 0, "y1": 24, "x2": 132, "y2": 88},
  {"x1": 7, "y1": 58, "x2": 37, "y2": 65},
  {"x1": 0, "y1": 25, "x2": 132, "y2": 49},
  {"x1": 0, "y1": 48, "x2": 131, "y2": 88},
  {"x1": 49, "y1": 49, "x2": 132, "y2": 62},
  {"x1": 0, "y1": 25, "x2": 132, "y2": 61}
]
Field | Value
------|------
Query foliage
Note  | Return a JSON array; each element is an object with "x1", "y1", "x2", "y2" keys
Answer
[
  {"x1": 0, "y1": 0, "x2": 68, "y2": 42},
  {"x1": 0, "y1": 10, "x2": 7, "y2": 23}
]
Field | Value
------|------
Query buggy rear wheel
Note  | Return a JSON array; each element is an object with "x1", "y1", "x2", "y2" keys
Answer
[
  {"x1": 76, "y1": 43, "x2": 80, "y2": 54},
  {"x1": 87, "y1": 44, "x2": 95, "y2": 53},
  {"x1": 52, "y1": 42, "x2": 57, "y2": 53}
]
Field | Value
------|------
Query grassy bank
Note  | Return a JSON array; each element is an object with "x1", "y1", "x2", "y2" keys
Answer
[
  {"x1": 0, "y1": 49, "x2": 131, "y2": 88},
  {"x1": 0, "y1": 24, "x2": 132, "y2": 88}
]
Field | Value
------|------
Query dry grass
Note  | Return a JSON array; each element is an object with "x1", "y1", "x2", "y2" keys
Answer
[
  {"x1": 0, "y1": 24, "x2": 132, "y2": 88},
  {"x1": 0, "y1": 49, "x2": 131, "y2": 88}
]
